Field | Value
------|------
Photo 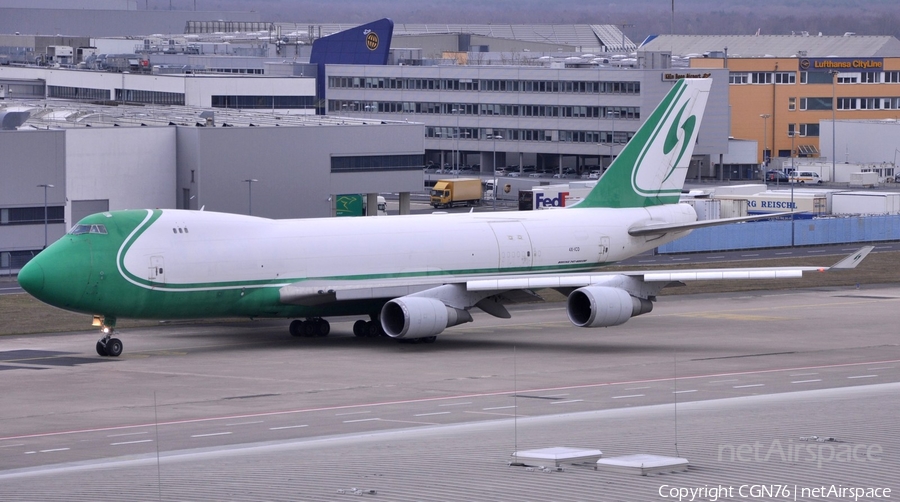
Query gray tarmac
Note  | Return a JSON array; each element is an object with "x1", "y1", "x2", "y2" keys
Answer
[{"x1": 1, "y1": 285, "x2": 898, "y2": 501}]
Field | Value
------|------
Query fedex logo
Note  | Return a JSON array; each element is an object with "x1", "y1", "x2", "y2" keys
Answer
[{"x1": 535, "y1": 192, "x2": 569, "y2": 209}]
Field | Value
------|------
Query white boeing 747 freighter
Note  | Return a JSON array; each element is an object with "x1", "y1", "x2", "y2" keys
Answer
[{"x1": 17, "y1": 78, "x2": 872, "y2": 356}]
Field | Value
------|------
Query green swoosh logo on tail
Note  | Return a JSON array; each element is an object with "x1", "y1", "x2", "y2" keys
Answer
[{"x1": 662, "y1": 103, "x2": 696, "y2": 183}]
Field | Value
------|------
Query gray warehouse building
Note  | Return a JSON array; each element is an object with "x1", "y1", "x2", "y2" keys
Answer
[{"x1": 0, "y1": 107, "x2": 423, "y2": 272}]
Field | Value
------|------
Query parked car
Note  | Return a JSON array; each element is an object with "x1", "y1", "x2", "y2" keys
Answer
[{"x1": 766, "y1": 170, "x2": 789, "y2": 182}]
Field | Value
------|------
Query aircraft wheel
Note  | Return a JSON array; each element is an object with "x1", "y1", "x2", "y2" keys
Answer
[
  {"x1": 422, "y1": 336, "x2": 437, "y2": 344},
  {"x1": 353, "y1": 320, "x2": 367, "y2": 338},
  {"x1": 316, "y1": 319, "x2": 330, "y2": 337},
  {"x1": 289, "y1": 320, "x2": 304, "y2": 337},
  {"x1": 105, "y1": 338, "x2": 123, "y2": 357},
  {"x1": 96, "y1": 340, "x2": 109, "y2": 356}
]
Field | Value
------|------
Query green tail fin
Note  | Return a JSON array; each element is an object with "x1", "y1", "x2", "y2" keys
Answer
[{"x1": 576, "y1": 78, "x2": 712, "y2": 209}]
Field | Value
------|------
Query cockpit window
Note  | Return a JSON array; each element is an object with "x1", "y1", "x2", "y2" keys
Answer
[{"x1": 68, "y1": 224, "x2": 108, "y2": 235}]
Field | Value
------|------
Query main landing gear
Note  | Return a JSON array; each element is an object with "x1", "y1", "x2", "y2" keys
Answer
[
  {"x1": 289, "y1": 318, "x2": 330, "y2": 337},
  {"x1": 93, "y1": 315, "x2": 123, "y2": 357}
]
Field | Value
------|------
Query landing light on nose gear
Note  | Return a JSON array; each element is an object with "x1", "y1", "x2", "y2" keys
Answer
[{"x1": 93, "y1": 315, "x2": 123, "y2": 357}]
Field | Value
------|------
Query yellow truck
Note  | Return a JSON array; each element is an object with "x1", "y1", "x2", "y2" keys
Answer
[{"x1": 430, "y1": 178, "x2": 483, "y2": 208}]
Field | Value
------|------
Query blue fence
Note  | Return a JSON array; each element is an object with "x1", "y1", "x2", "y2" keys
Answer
[{"x1": 658, "y1": 215, "x2": 900, "y2": 253}]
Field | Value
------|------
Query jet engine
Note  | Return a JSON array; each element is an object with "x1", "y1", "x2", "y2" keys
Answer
[
  {"x1": 566, "y1": 286, "x2": 653, "y2": 328},
  {"x1": 381, "y1": 296, "x2": 473, "y2": 339}
]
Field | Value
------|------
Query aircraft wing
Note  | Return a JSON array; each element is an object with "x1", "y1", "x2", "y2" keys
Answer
[
  {"x1": 279, "y1": 246, "x2": 873, "y2": 306},
  {"x1": 468, "y1": 246, "x2": 873, "y2": 290}
]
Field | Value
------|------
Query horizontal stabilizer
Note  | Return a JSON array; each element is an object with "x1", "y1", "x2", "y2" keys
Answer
[{"x1": 628, "y1": 211, "x2": 795, "y2": 237}]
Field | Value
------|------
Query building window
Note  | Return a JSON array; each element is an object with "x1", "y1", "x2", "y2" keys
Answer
[
  {"x1": 788, "y1": 97, "x2": 796, "y2": 111},
  {"x1": 774, "y1": 72, "x2": 796, "y2": 84},
  {"x1": 885, "y1": 71, "x2": 900, "y2": 83},
  {"x1": 116, "y1": 89, "x2": 185, "y2": 105},
  {"x1": 799, "y1": 97, "x2": 832, "y2": 111},
  {"x1": 799, "y1": 124, "x2": 819, "y2": 137},
  {"x1": 787, "y1": 124, "x2": 796, "y2": 137},
  {"x1": 211, "y1": 95, "x2": 315, "y2": 109},
  {"x1": 751, "y1": 72, "x2": 773, "y2": 84},
  {"x1": 837, "y1": 73, "x2": 859, "y2": 84},
  {"x1": 331, "y1": 154, "x2": 425, "y2": 173},
  {"x1": 48, "y1": 85, "x2": 110, "y2": 101},
  {"x1": 729, "y1": 72, "x2": 749, "y2": 84},
  {"x1": 883, "y1": 98, "x2": 900, "y2": 109},
  {"x1": 800, "y1": 71, "x2": 833, "y2": 84},
  {"x1": 328, "y1": 75, "x2": 640, "y2": 95},
  {"x1": 0, "y1": 206, "x2": 64, "y2": 225},
  {"x1": 860, "y1": 72, "x2": 879, "y2": 83},
  {"x1": 860, "y1": 97, "x2": 881, "y2": 109},
  {"x1": 837, "y1": 97, "x2": 857, "y2": 110}
]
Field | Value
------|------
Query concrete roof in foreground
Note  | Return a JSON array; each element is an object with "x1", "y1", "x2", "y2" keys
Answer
[{"x1": 1, "y1": 383, "x2": 895, "y2": 501}]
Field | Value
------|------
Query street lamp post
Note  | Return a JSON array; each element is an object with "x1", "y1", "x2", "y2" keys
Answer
[
  {"x1": 789, "y1": 131, "x2": 795, "y2": 247},
  {"x1": 760, "y1": 113, "x2": 770, "y2": 179},
  {"x1": 830, "y1": 70, "x2": 838, "y2": 184},
  {"x1": 37, "y1": 184, "x2": 54, "y2": 249},
  {"x1": 607, "y1": 110, "x2": 617, "y2": 161},
  {"x1": 491, "y1": 132, "x2": 502, "y2": 211},
  {"x1": 243, "y1": 179, "x2": 258, "y2": 215},
  {"x1": 452, "y1": 107, "x2": 460, "y2": 176}
]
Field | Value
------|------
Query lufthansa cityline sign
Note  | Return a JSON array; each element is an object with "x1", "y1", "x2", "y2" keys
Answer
[
  {"x1": 799, "y1": 57, "x2": 884, "y2": 71},
  {"x1": 662, "y1": 72, "x2": 712, "y2": 81}
]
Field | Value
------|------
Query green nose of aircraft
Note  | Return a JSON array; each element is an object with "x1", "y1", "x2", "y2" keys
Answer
[
  {"x1": 17, "y1": 256, "x2": 45, "y2": 296},
  {"x1": 17, "y1": 240, "x2": 96, "y2": 312}
]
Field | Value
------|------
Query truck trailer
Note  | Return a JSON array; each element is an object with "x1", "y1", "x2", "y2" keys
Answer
[{"x1": 430, "y1": 178, "x2": 483, "y2": 208}]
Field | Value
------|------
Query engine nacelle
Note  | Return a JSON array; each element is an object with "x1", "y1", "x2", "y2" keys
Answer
[
  {"x1": 566, "y1": 286, "x2": 653, "y2": 328},
  {"x1": 381, "y1": 296, "x2": 473, "y2": 339}
]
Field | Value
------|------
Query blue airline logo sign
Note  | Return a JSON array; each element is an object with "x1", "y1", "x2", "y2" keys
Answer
[
  {"x1": 364, "y1": 29, "x2": 379, "y2": 51},
  {"x1": 535, "y1": 192, "x2": 569, "y2": 209}
]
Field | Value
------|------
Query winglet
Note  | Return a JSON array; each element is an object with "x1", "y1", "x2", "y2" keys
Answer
[{"x1": 828, "y1": 246, "x2": 874, "y2": 270}]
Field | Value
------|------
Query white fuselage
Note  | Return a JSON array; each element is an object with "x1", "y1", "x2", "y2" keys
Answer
[{"x1": 121, "y1": 204, "x2": 697, "y2": 290}]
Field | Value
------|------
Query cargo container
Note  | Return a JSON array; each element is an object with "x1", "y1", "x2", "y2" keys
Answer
[{"x1": 832, "y1": 192, "x2": 900, "y2": 215}]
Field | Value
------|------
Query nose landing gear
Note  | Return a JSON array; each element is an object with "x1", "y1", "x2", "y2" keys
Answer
[{"x1": 93, "y1": 315, "x2": 123, "y2": 357}]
